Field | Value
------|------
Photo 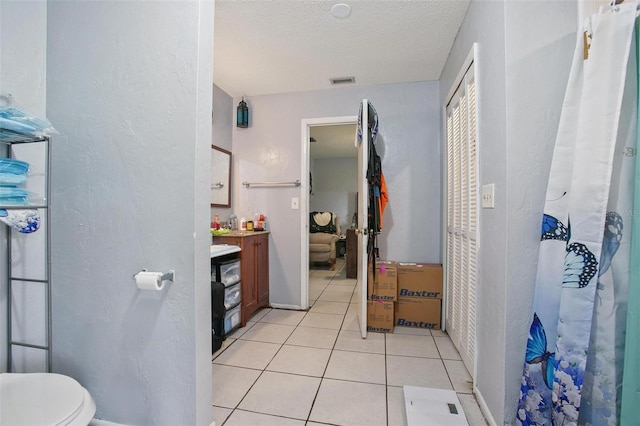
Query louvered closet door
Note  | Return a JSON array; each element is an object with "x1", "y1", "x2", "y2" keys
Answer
[{"x1": 445, "y1": 64, "x2": 477, "y2": 376}]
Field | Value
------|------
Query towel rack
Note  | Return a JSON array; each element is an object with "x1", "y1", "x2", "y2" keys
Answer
[{"x1": 242, "y1": 180, "x2": 301, "y2": 188}]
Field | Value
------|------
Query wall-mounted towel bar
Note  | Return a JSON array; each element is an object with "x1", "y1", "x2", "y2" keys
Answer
[{"x1": 242, "y1": 180, "x2": 301, "y2": 188}]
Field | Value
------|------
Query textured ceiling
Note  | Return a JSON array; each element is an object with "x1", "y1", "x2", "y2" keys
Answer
[{"x1": 213, "y1": 0, "x2": 470, "y2": 97}]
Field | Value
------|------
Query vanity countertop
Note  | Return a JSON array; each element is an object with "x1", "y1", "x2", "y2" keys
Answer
[{"x1": 215, "y1": 230, "x2": 270, "y2": 238}]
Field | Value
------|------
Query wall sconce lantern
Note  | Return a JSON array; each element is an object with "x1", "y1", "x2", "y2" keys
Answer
[{"x1": 236, "y1": 96, "x2": 249, "y2": 128}]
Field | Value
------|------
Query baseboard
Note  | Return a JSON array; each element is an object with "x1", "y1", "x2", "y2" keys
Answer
[
  {"x1": 473, "y1": 386, "x2": 497, "y2": 426},
  {"x1": 269, "y1": 303, "x2": 305, "y2": 310}
]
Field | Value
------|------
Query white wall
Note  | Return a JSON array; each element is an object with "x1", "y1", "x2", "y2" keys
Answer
[
  {"x1": 0, "y1": 1, "x2": 48, "y2": 373},
  {"x1": 46, "y1": 2, "x2": 213, "y2": 424},
  {"x1": 231, "y1": 82, "x2": 441, "y2": 308},
  {"x1": 310, "y1": 157, "x2": 357, "y2": 232},
  {"x1": 439, "y1": 0, "x2": 576, "y2": 423}
]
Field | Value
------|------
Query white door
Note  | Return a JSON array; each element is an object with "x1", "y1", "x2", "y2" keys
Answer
[
  {"x1": 356, "y1": 99, "x2": 370, "y2": 338},
  {"x1": 444, "y1": 57, "x2": 477, "y2": 375}
]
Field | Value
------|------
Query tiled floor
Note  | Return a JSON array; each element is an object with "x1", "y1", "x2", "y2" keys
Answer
[{"x1": 212, "y1": 259, "x2": 488, "y2": 426}]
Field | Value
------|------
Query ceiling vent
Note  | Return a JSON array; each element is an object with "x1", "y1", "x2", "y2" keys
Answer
[{"x1": 330, "y1": 76, "x2": 356, "y2": 85}]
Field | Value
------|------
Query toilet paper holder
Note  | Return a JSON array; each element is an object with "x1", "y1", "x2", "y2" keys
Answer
[{"x1": 133, "y1": 269, "x2": 175, "y2": 282}]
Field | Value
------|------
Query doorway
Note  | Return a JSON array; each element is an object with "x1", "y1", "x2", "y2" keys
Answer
[{"x1": 300, "y1": 116, "x2": 358, "y2": 310}]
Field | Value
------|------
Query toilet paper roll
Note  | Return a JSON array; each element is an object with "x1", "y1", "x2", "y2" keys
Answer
[{"x1": 135, "y1": 271, "x2": 165, "y2": 291}]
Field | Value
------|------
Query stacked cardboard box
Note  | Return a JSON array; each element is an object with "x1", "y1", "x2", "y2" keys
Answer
[
  {"x1": 395, "y1": 263, "x2": 443, "y2": 329},
  {"x1": 366, "y1": 261, "x2": 397, "y2": 332}
]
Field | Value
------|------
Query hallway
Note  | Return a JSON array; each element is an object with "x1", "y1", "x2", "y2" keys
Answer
[{"x1": 212, "y1": 259, "x2": 488, "y2": 425}]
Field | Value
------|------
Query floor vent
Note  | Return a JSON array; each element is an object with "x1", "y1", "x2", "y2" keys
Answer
[{"x1": 404, "y1": 386, "x2": 469, "y2": 426}]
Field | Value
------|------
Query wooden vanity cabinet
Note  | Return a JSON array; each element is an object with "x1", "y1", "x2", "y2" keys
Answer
[{"x1": 214, "y1": 231, "x2": 269, "y2": 326}]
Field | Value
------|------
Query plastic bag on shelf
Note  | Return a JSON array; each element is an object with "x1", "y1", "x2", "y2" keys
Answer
[
  {"x1": 0, "y1": 209, "x2": 39, "y2": 233},
  {"x1": 0, "y1": 94, "x2": 58, "y2": 139}
]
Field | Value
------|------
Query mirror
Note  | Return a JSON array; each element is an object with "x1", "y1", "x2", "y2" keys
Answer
[{"x1": 211, "y1": 145, "x2": 231, "y2": 207}]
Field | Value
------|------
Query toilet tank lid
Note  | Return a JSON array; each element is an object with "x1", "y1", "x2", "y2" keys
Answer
[{"x1": 0, "y1": 373, "x2": 88, "y2": 426}]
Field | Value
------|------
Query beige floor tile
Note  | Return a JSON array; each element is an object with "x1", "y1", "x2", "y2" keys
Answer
[
  {"x1": 458, "y1": 393, "x2": 489, "y2": 426},
  {"x1": 310, "y1": 278, "x2": 330, "y2": 287},
  {"x1": 213, "y1": 340, "x2": 281, "y2": 370},
  {"x1": 212, "y1": 406, "x2": 233, "y2": 426},
  {"x1": 248, "y1": 308, "x2": 272, "y2": 322},
  {"x1": 299, "y1": 312, "x2": 344, "y2": 330},
  {"x1": 386, "y1": 355, "x2": 453, "y2": 389},
  {"x1": 435, "y1": 335, "x2": 462, "y2": 360},
  {"x1": 444, "y1": 359, "x2": 473, "y2": 393},
  {"x1": 239, "y1": 371, "x2": 321, "y2": 420},
  {"x1": 309, "y1": 284, "x2": 326, "y2": 300},
  {"x1": 211, "y1": 364, "x2": 261, "y2": 408},
  {"x1": 324, "y1": 350, "x2": 386, "y2": 384},
  {"x1": 239, "y1": 322, "x2": 296, "y2": 344},
  {"x1": 225, "y1": 322, "x2": 255, "y2": 339},
  {"x1": 312, "y1": 269, "x2": 337, "y2": 279},
  {"x1": 224, "y1": 409, "x2": 306, "y2": 426},
  {"x1": 347, "y1": 302, "x2": 359, "y2": 315},
  {"x1": 260, "y1": 309, "x2": 307, "y2": 326},
  {"x1": 212, "y1": 337, "x2": 236, "y2": 361},
  {"x1": 340, "y1": 310, "x2": 361, "y2": 331},
  {"x1": 285, "y1": 326, "x2": 339, "y2": 349},
  {"x1": 329, "y1": 277, "x2": 356, "y2": 287},
  {"x1": 318, "y1": 288, "x2": 354, "y2": 303},
  {"x1": 386, "y1": 333, "x2": 440, "y2": 358},
  {"x1": 309, "y1": 300, "x2": 349, "y2": 315},
  {"x1": 387, "y1": 386, "x2": 408, "y2": 426},
  {"x1": 393, "y1": 325, "x2": 431, "y2": 336},
  {"x1": 334, "y1": 329, "x2": 385, "y2": 354},
  {"x1": 309, "y1": 378, "x2": 387, "y2": 426},
  {"x1": 431, "y1": 329, "x2": 448, "y2": 337},
  {"x1": 266, "y1": 345, "x2": 331, "y2": 377}
]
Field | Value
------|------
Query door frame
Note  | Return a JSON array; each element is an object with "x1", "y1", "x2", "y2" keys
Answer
[
  {"x1": 441, "y1": 43, "x2": 479, "y2": 379},
  {"x1": 300, "y1": 115, "x2": 358, "y2": 310}
]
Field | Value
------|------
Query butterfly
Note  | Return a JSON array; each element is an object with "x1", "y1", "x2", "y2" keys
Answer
[
  {"x1": 599, "y1": 211, "x2": 622, "y2": 276},
  {"x1": 525, "y1": 313, "x2": 555, "y2": 389},
  {"x1": 563, "y1": 242, "x2": 598, "y2": 288},
  {"x1": 541, "y1": 214, "x2": 569, "y2": 242}
]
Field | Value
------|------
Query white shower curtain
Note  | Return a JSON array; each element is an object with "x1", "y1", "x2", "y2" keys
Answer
[{"x1": 517, "y1": 3, "x2": 638, "y2": 425}]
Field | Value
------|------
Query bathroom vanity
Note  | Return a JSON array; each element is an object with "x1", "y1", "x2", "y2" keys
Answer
[{"x1": 213, "y1": 231, "x2": 270, "y2": 326}]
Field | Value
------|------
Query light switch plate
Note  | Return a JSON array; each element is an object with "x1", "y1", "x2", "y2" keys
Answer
[{"x1": 482, "y1": 184, "x2": 495, "y2": 209}]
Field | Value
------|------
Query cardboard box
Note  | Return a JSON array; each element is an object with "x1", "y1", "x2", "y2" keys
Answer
[
  {"x1": 367, "y1": 260, "x2": 397, "y2": 301},
  {"x1": 397, "y1": 263, "x2": 443, "y2": 299},
  {"x1": 395, "y1": 298, "x2": 441, "y2": 329},
  {"x1": 367, "y1": 300, "x2": 394, "y2": 333}
]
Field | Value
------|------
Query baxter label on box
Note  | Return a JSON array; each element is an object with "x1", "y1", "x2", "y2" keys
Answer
[
  {"x1": 396, "y1": 318, "x2": 438, "y2": 329},
  {"x1": 370, "y1": 294, "x2": 396, "y2": 301},
  {"x1": 399, "y1": 289, "x2": 441, "y2": 298},
  {"x1": 367, "y1": 325, "x2": 392, "y2": 333}
]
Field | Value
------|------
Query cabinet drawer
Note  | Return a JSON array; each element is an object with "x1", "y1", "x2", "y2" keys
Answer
[
  {"x1": 224, "y1": 304, "x2": 241, "y2": 334},
  {"x1": 212, "y1": 258, "x2": 241, "y2": 286},
  {"x1": 224, "y1": 282, "x2": 241, "y2": 310}
]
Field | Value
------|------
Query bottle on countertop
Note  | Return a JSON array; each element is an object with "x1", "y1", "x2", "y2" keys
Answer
[
  {"x1": 213, "y1": 214, "x2": 220, "y2": 230},
  {"x1": 240, "y1": 217, "x2": 247, "y2": 231}
]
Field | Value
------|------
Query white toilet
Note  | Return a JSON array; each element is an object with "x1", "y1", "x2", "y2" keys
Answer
[{"x1": 0, "y1": 373, "x2": 96, "y2": 425}]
